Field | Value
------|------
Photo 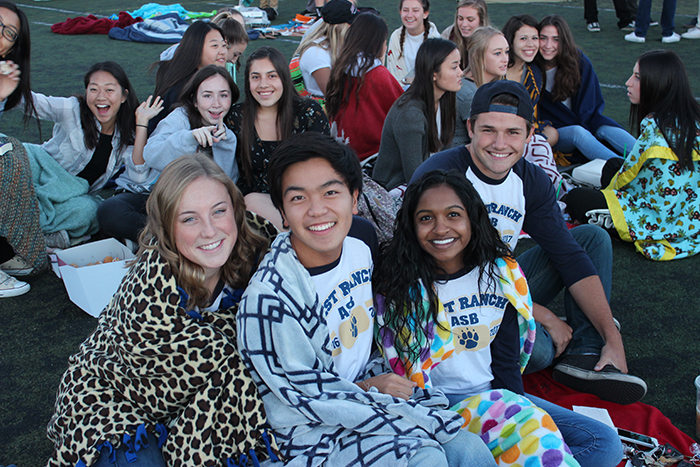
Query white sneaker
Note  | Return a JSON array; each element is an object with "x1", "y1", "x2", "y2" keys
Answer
[
  {"x1": 0, "y1": 255, "x2": 33, "y2": 276},
  {"x1": 661, "y1": 32, "x2": 681, "y2": 43},
  {"x1": 682, "y1": 27, "x2": 700, "y2": 39},
  {"x1": 0, "y1": 269, "x2": 30, "y2": 298},
  {"x1": 624, "y1": 32, "x2": 645, "y2": 43}
]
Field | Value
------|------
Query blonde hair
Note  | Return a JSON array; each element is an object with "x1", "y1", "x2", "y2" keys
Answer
[
  {"x1": 450, "y1": 0, "x2": 489, "y2": 69},
  {"x1": 295, "y1": 21, "x2": 351, "y2": 64},
  {"x1": 467, "y1": 26, "x2": 503, "y2": 87},
  {"x1": 139, "y1": 154, "x2": 267, "y2": 310}
]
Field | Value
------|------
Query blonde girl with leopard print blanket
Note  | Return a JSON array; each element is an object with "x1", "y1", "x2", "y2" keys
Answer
[{"x1": 46, "y1": 154, "x2": 282, "y2": 467}]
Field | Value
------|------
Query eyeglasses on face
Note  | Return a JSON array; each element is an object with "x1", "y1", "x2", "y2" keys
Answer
[{"x1": 0, "y1": 15, "x2": 18, "y2": 43}]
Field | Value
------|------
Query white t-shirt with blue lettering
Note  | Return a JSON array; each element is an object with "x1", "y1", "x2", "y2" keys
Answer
[
  {"x1": 430, "y1": 266, "x2": 509, "y2": 396},
  {"x1": 309, "y1": 221, "x2": 376, "y2": 383},
  {"x1": 466, "y1": 167, "x2": 525, "y2": 250}
]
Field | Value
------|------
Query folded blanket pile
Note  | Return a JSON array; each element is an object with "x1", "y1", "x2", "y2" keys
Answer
[
  {"x1": 109, "y1": 3, "x2": 215, "y2": 20},
  {"x1": 109, "y1": 12, "x2": 189, "y2": 43}
]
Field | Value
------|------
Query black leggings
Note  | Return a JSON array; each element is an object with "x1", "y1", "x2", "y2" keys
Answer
[
  {"x1": 564, "y1": 157, "x2": 623, "y2": 225},
  {"x1": 563, "y1": 188, "x2": 608, "y2": 225},
  {"x1": 96, "y1": 192, "x2": 149, "y2": 242}
]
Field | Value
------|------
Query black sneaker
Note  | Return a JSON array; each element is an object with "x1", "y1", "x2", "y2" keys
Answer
[{"x1": 552, "y1": 354, "x2": 647, "y2": 405}]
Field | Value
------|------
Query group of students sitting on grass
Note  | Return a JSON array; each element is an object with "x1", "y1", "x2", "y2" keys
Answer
[{"x1": 0, "y1": 0, "x2": 700, "y2": 465}]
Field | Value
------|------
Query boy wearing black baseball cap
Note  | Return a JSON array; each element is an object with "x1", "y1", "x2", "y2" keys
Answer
[{"x1": 412, "y1": 80, "x2": 646, "y2": 467}]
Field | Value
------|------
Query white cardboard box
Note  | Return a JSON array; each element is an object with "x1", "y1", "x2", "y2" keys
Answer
[{"x1": 55, "y1": 239, "x2": 134, "y2": 317}]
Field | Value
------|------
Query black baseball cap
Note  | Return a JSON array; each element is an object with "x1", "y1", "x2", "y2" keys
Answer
[
  {"x1": 469, "y1": 80, "x2": 534, "y2": 123},
  {"x1": 321, "y1": 0, "x2": 358, "y2": 24}
]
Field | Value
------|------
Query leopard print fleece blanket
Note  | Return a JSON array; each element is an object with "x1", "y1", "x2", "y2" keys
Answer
[{"x1": 46, "y1": 228, "x2": 279, "y2": 466}]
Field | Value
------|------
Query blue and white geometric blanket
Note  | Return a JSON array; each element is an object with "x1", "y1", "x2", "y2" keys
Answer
[{"x1": 237, "y1": 233, "x2": 467, "y2": 466}]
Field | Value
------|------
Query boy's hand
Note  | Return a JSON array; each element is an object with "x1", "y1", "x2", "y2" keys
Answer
[{"x1": 360, "y1": 374, "x2": 417, "y2": 401}]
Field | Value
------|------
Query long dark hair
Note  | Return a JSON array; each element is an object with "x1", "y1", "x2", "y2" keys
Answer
[
  {"x1": 0, "y1": 1, "x2": 36, "y2": 124},
  {"x1": 76, "y1": 61, "x2": 138, "y2": 152},
  {"x1": 631, "y1": 50, "x2": 700, "y2": 171},
  {"x1": 502, "y1": 14, "x2": 539, "y2": 68},
  {"x1": 374, "y1": 170, "x2": 512, "y2": 363},
  {"x1": 536, "y1": 15, "x2": 581, "y2": 102},
  {"x1": 239, "y1": 46, "x2": 299, "y2": 186},
  {"x1": 398, "y1": 38, "x2": 456, "y2": 153},
  {"x1": 153, "y1": 21, "x2": 224, "y2": 100},
  {"x1": 325, "y1": 12, "x2": 388, "y2": 121},
  {"x1": 397, "y1": 0, "x2": 431, "y2": 59},
  {"x1": 179, "y1": 65, "x2": 239, "y2": 130}
]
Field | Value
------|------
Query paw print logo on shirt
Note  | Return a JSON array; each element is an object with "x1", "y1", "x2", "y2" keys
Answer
[
  {"x1": 453, "y1": 325, "x2": 489, "y2": 353},
  {"x1": 338, "y1": 304, "x2": 370, "y2": 350},
  {"x1": 459, "y1": 329, "x2": 479, "y2": 349}
]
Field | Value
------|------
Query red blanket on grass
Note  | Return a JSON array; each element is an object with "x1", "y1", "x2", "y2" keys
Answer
[
  {"x1": 524, "y1": 369, "x2": 696, "y2": 465},
  {"x1": 51, "y1": 12, "x2": 142, "y2": 35}
]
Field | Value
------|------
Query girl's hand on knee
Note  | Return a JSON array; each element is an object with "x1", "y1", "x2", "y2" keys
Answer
[{"x1": 359, "y1": 374, "x2": 417, "y2": 400}]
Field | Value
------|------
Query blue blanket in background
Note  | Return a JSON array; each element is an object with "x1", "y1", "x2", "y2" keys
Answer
[
  {"x1": 109, "y1": 3, "x2": 214, "y2": 20},
  {"x1": 108, "y1": 13, "x2": 188, "y2": 43}
]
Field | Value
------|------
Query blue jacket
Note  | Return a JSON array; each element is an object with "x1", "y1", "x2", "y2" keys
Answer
[{"x1": 539, "y1": 51, "x2": 621, "y2": 134}]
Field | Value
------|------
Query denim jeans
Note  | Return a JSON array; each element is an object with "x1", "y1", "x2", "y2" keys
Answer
[
  {"x1": 444, "y1": 392, "x2": 622, "y2": 467},
  {"x1": 519, "y1": 225, "x2": 613, "y2": 373},
  {"x1": 554, "y1": 125, "x2": 636, "y2": 161},
  {"x1": 526, "y1": 395, "x2": 624, "y2": 467},
  {"x1": 634, "y1": 0, "x2": 677, "y2": 36},
  {"x1": 407, "y1": 430, "x2": 497, "y2": 467}
]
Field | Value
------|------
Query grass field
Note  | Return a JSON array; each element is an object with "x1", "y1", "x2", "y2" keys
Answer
[{"x1": 0, "y1": 0, "x2": 699, "y2": 466}]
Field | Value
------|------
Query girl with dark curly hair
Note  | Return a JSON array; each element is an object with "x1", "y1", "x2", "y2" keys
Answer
[{"x1": 374, "y1": 169, "x2": 621, "y2": 467}]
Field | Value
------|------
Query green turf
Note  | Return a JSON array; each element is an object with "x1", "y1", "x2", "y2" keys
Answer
[{"x1": 0, "y1": 0, "x2": 699, "y2": 465}]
